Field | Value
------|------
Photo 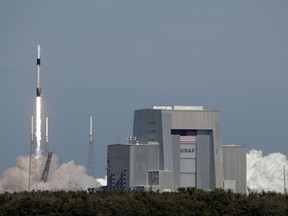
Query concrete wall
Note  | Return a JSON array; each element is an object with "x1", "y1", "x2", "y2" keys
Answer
[
  {"x1": 223, "y1": 145, "x2": 246, "y2": 194},
  {"x1": 130, "y1": 144, "x2": 159, "y2": 187},
  {"x1": 107, "y1": 144, "x2": 130, "y2": 189},
  {"x1": 166, "y1": 109, "x2": 223, "y2": 188},
  {"x1": 196, "y1": 130, "x2": 214, "y2": 190},
  {"x1": 107, "y1": 143, "x2": 160, "y2": 189},
  {"x1": 133, "y1": 108, "x2": 224, "y2": 190}
]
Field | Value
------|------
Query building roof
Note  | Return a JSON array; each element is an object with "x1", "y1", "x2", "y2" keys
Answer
[{"x1": 152, "y1": 106, "x2": 204, "y2": 111}]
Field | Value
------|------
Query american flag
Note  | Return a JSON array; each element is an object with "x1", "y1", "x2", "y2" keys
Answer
[{"x1": 180, "y1": 131, "x2": 196, "y2": 143}]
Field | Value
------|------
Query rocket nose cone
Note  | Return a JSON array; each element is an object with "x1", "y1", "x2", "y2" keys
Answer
[{"x1": 37, "y1": 44, "x2": 40, "y2": 51}]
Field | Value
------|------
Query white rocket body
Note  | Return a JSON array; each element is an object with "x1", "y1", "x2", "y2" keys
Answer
[{"x1": 36, "y1": 45, "x2": 41, "y2": 97}]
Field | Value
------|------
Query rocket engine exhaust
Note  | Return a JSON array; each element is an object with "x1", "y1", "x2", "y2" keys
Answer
[{"x1": 36, "y1": 97, "x2": 41, "y2": 156}]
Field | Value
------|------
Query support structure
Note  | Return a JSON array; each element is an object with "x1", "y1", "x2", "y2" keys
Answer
[
  {"x1": 41, "y1": 152, "x2": 53, "y2": 182},
  {"x1": 115, "y1": 166, "x2": 127, "y2": 189},
  {"x1": 87, "y1": 115, "x2": 95, "y2": 177}
]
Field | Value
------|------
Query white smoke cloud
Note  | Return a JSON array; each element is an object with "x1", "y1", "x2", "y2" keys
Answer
[
  {"x1": 247, "y1": 149, "x2": 288, "y2": 193},
  {"x1": 0, "y1": 154, "x2": 106, "y2": 193},
  {"x1": 2, "y1": 149, "x2": 288, "y2": 193}
]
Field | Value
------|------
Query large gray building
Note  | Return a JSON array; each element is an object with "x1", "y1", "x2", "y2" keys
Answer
[
  {"x1": 107, "y1": 106, "x2": 246, "y2": 193},
  {"x1": 222, "y1": 145, "x2": 246, "y2": 193}
]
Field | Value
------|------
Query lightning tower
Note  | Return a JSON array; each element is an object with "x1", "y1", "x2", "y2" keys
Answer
[
  {"x1": 87, "y1": 115, "x2": 95, "y2": 177},
  {"x1": 29, "y1": 115, "x2": 37, "y2": 191}
]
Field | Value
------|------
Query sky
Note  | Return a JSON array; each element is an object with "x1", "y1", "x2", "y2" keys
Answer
[{"x1": 0, "y1": 1, "x2": 287, "y2": 178}]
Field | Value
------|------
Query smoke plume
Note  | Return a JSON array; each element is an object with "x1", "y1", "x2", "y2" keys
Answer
[
  {"x1": 247, "y1": 149, "x2": 288, "y2": 193},
  {"x1": 0, "y1": 154, "x2": 106, "y2": 193},
  {"x1": 1, "y1": 149, "x2": 288, "y2": 193}
]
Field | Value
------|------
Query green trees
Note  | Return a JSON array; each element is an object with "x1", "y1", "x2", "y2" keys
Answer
[{"x1": 0, "y1": 189, "x2": 288, "y2": 215}]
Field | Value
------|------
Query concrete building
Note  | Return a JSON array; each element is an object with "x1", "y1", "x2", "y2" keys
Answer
[
  {"x1": 107, "y1": 106, "x2": 246, "y2": 193},
  {"x1": 107, "y1": 143, "x2": 174, "y2": 191},
  {"x1": 222, "y1": 145, "x2": 247, "y2": 193}
]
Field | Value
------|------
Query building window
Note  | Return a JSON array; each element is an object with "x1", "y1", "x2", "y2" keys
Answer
[{"x1": 148, "y1": 121, "x2": 156, "y2": 125}]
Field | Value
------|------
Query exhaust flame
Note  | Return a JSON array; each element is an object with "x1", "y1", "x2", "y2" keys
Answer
[{"x1": 35, "y1": 97, "x2": 41, "y2": 156}]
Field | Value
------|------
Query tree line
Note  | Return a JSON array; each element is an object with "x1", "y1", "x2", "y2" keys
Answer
[{"x1": 0, "y1": 188, "x2": 288, "y2": 215}]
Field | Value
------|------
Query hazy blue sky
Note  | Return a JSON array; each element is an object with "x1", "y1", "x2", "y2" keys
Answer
[{"x1": 0, "y1": 1, "x2": 287, "y2": 177}]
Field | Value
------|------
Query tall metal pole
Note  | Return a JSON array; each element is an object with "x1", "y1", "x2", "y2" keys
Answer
[
  {"x1": 87, "y1": 115, "x2": 95, "y2": 177},
  {"x1": 29, "y1": 115, "x2": 38, "y2": 190},
  {"x1": 284, "y1": 165, "x2": 287, "y2": 195},
  {"x1": 165, "y1": 90, "x2": 168, "y2": 106}
]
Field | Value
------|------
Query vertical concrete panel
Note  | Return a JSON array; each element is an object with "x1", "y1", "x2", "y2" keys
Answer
[
  {"x1": 180, "y1": 174, "x2": 196, "y2": 187},
  {"x1": 180, "y1": 159, "x2": 196, "y2": 172},
  {"x1": 162, "y1": 112, "x2": 173, "y2": 170},
  {"x1": 196, "y1": 130, "x2": 211, "y2": 189},
  {"x1": 172, "y1": 135, "x2": 180, "y2": 190},
  {"x1": 223, "y1": 145, "x2": 246, "y2": 194},
  {"x1": 130, "y1": 144, "x2": 159, "y2": 187}
]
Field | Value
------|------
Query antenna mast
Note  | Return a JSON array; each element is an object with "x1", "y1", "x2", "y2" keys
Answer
[
  {"x1": 87, "y1": 115, "x2": 95, "y2": 177},
  {"x1": 165, "y1": 90, "x2": 168, "y2": 106}
]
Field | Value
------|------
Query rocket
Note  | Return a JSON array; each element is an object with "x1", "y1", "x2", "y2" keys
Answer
[
  {"x1": 89, "y1": 115, "x2": 93, "y2": 142},
  {"x1": 36, "y1": 44, "x2": 41, "y2": 97}
]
